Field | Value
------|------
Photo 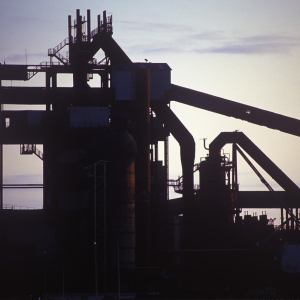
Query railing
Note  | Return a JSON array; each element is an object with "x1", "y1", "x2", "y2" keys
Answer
[
  {"x1": 20, "y1": 144, "x2": 43, "y2": 161},
  {"x1": 3, "y1": 204, "x2": 36, "y2": 210},
  {"x1": 90, "y1": 27, "x2": 99, "y2": 38},
  {"x1": 168, "y1": 162, "x2": 202, "y2": 193},
  {"x1": 54, "y1": 52, "x2": 69, "y2": 65},
  {"x1": 20, "y1": 144, "x2": 36, "y2": 154},
  {"x1": 90, "y1": 17, "x2": 113, "y2": 38},
  {"x1": 46, "y1": 14, "x2": 113, "y2": 64},
  {"x1": 35, "y1": 147, "x2": 43, "y2": 160},
  {"x1": 48, "y1": 37, "x2": 70, "y2": 56}
]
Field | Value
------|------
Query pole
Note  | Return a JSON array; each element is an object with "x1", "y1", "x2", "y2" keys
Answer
[
  {"x1": 117, "y1": 241, "x2": 120, "y2": 300},
  {"x1": 62, "y1": 249, "x2": 65, "y2": 300},
  {"x1": 94, "y1": 163, "x2": 98, "y2": 300},
  {"x1": 43, "y1": 251, "x2": 47, "y2": 300},
  {"x1": 103, "y1": 162, "x2": 107, "y2": 294}
]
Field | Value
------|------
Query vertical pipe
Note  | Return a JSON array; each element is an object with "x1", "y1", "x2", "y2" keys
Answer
[
  {"x1": 94, "y1": 163, "x2": 98, "y2": 300},
  {"x1": 97, "y1": 15, "x2": 101, "y2": 32},
  {"x1": 62, "y1": 249, "x2": 65, "y2": 300},
  {"x1": 103, "y1": 11, "x2": 107, "y2": 32},
  {"x1": 68, "y1": 15, "x2": 72, "y2": 43},
  {"x1": 46, "y1": 72, "x2": 51, "y2": 112},
  {"x1": 76, "y1": 9, "x2": 81, "y2": 42},
  {"x1": 87, "y1": 9, "x2": 91, "y2": 42},
  {"x1": 281, "y1": 208, "x2": 284, "y2": 227},
  {"x1": 103, "y1": 162, "x2": 107, "y2": 293},
  {"x1": 232, "y1": 143, "x2": 239, "y2": 244},
  {"x1": 117, "y1": 241, "x2": 120, "y2": 300},
  {"x1": 232, "y1": 144, "x2": 239, "y2": 218},
  {"x1": 165, "y1": 136, "x2": 169, "y2": 200},
  {"x1": 135, "y1": 67, "x2": 151, "y2": 267}
]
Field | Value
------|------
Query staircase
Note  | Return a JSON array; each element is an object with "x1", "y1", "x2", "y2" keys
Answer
[
  {"x1": 20, "y1": 144, "x2": 43, "y2": 160},
  {"x1": 48, "y1": 37, "x2": 70, "y2": 65},
  {"x1": 27, "y1": 62, "x2": 51, "y2": 80},
  {"x1": 47, "y1": 16, "x2": 113, "y2": 66},
  {"x1": 48, "y1": 37, "x2": 70, "y2": 56}
]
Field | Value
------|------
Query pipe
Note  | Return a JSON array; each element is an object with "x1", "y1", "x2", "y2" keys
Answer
[
  {"x1": 87, "y1": 9, "x2": 91, "y2": 42},
  {"x1": 209, "y1": 132, "x2": 300, "y2": 203},
  {"x1": 135, "y1": 68, "x2": 151, "y2": 267},
  {"x1": 151, "y1": 102, "x2": 195, "y2": 202},
  {"x1": 68, "y1": 15, "x2": 72, "y2": 44},
  {"x1": 76, "y1": 9, "x2": 81, "y2": 42}
]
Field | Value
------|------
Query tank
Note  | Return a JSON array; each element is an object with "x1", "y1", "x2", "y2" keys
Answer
[{"x1": 87, "y1": 130, "x2": 137, "y2": 269}]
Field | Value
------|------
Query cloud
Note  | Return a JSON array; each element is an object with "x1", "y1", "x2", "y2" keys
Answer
[
  {"x1": 117, "y1": 20, "x2": 191, "y2": 33},
  {"x1": 121, "y1": 21, "x2": 300, "y2": 57},
  {"x1": 143, "y1": 46, "x2": 185, "y2": 54},
  {"x1": 193, "y1": 33, "x2": 300, "y2": 55},
  {"x1": 120, "y1": 18, "x2": 300, "y2": 56},
  {"x1": 191, "y1": 30, "x2": 226, "y2": 41}
]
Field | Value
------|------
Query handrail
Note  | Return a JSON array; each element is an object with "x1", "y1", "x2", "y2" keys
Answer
[
  {"x1": 54, "y1": 52, "x2": 69, "y2": 65},
  {"x1": 27, "y1": 61, "x2": 52, "y2": 80},
  {"x1": 3, "y1": 204, "x2": 36, "y2": 210},
  {"x1": 168, "y1": 162, "x2": 202, "y2": 193},
  {"x1": 34, "y1": 147, "x2": 43, "y2": 160},
  {"x1": 48, "y1": 37, "x2": 69, "y2": 56}
]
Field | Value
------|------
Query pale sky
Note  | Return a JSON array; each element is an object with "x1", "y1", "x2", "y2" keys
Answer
[{"x1": 1, "y1": 0, "x2": 300, "y2": 216}]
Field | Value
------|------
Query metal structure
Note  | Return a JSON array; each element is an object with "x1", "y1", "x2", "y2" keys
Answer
[{"x1": 1, "y1": 9, "x2": 300, "y2": 299}]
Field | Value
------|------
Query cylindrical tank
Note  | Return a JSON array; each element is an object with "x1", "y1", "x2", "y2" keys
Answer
[{"x1": 88, "y1": 130, "x2": 137, "y2": 269}]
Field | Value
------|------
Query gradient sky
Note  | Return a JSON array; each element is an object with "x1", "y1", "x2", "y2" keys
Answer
[{"x1": 1, "y1": 0, "x2": 300, "y2": 219}]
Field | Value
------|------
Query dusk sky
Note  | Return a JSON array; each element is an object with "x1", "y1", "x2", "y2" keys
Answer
[{"x1": 1, "y1": 0, "x2": 300, "y2": 220}]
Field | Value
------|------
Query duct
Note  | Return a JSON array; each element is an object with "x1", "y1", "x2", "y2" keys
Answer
[
  {"x1": 170, "y1": 84, "x2": 300, "y2": 137},
  {"x1": 91, "y1": 34, "x2": 132, "y2": 65},
  {"x1": 151, "y1": 103, "x2": 195, "y2": 202},
  {"x1": 209, "y1": 132, "x2": 300, "y2": 200}
]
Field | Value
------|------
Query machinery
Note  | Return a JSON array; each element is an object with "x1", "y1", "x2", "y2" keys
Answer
[{"x1": 1, "y1": 9, "x2": 300, "y2": 298}]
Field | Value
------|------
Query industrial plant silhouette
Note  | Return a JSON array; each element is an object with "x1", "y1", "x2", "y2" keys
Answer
[{"x1": 0, "y1": 9, "x2": 300, "y2": 299}]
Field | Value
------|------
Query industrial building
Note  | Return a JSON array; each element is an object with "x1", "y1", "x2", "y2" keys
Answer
[{"x1": 1, "y1": 9, "x2": 300, "y2": 299}]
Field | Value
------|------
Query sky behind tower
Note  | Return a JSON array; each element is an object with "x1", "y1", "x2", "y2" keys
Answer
[{"x1": 0, "y1": 1, "x2": 300, "y2": 221}]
